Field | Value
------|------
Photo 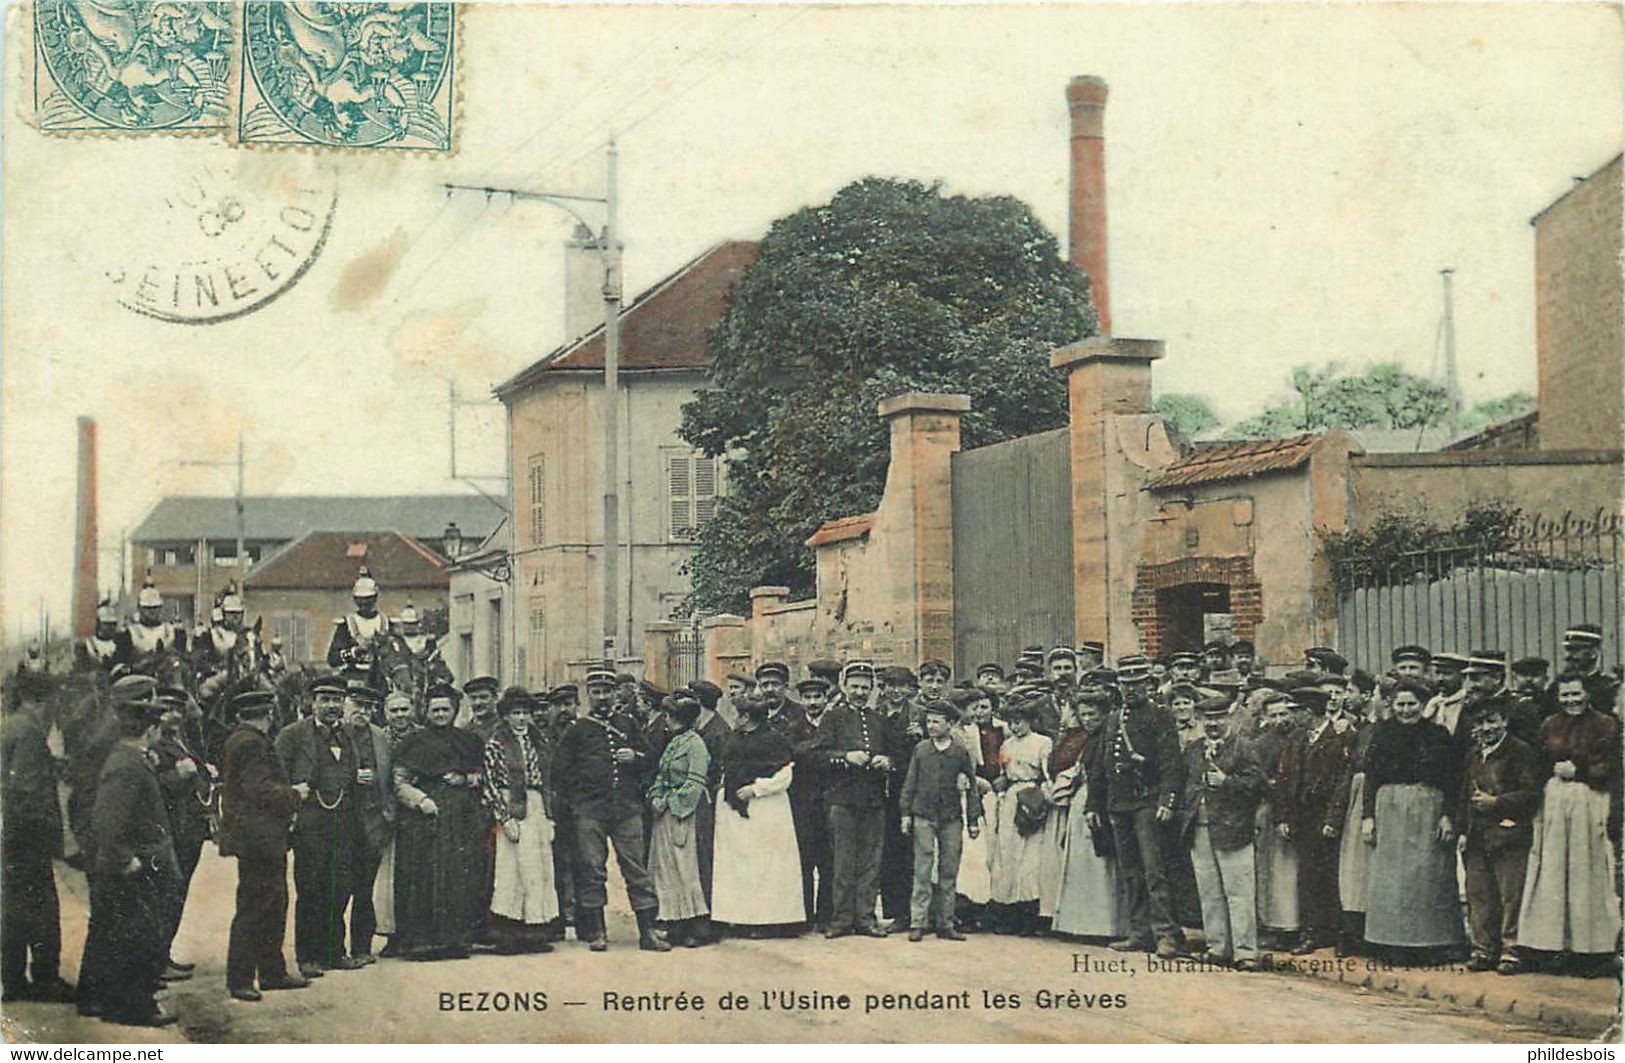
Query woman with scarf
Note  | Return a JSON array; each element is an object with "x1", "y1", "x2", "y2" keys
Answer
[
  {"x1": 391, "y1": 682, "x2": 487, "y2": 960},
  {"x1": 373, "y1": 691, "x2": 418, "y2": 957},
  {"x1": 988, "y1": 694, "x2": 1052, "y2": 935},
  {"x1": 646, "y1": 692, "x2": 713, "y2": 946},
  {"x1": 1515, "y1": 673, "x2": 1622, "y2": 975},
  {"x1": 1038, "y1": 697, "x2": 1090, "y2": 926},
  {"x1": 711, "y1": 694, "x2": 804, "y2": 934},
  {"x1": 1360, "y1": 676, "x2": 1464, "y2": 963},
  {"x1": 1053, "y1": 693, "x2": 1125, "y2": 940},
  {"x1": 482, "y1": 689, "x2": 557, "y2": 955}
]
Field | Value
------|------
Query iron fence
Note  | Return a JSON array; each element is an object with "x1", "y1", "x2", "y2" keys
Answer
[
  {"x1": 1334, "y1": 509, "x2": 1622, "y2": 675},
  {"x1": 669, "y1": 628, "x2": 704, "y2": 689}
]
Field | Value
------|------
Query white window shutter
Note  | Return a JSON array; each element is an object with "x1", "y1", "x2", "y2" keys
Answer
[{"x1": 669, "y1": 453, "x2": 692, "y2": 539}]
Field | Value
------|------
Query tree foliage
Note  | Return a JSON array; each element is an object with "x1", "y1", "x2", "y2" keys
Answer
[
  {"x1": 679, "y1": 178, "x2": 1095, "y2": 613},
  {"x1": 1153, "y1": 394, "x2": 1220, "y2": 440},
  {"x1": 1461, "y1": 391, "x2": 1535, "y2": 432},
  {"x1": 1226, "y1": 363, "x2": 1452, "y2": 439},
  {"x1": 1322, "y1": 499, "x2": 1523, "y2": 594}
]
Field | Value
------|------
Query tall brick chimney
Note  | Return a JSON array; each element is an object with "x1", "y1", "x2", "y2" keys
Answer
[
  {"x1": 71, "y1": 416, "x2": 98, "y2": 638},
  {"x1": 1067, "y1": 75, "x2": 1111, "y2": 337}
]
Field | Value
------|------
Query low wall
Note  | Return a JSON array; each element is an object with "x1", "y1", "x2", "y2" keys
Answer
[{"x1": 1351, "y1": 450, "x2": 1622, "y2": 529}]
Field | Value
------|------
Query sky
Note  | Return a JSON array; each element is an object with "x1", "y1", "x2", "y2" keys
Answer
[{"x1": 3, "y1": 2, "x2": 1621, "y2": 639}]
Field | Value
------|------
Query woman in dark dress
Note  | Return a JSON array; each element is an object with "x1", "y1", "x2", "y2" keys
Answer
[
  {"x1": 1360, "y1": 676, "x2": 1465, "y2": 964},
  {"x1": 391, "y1": 682, "x2": 488, "y2": 960}
]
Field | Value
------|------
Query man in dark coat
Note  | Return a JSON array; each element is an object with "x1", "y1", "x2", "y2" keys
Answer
[
  {"x1": 2, "y1": 671, "x2": 74, "y2": 1003},
  {"x1": 756, "y1": 661, "x2": 804, "y2": 734},
  {"x1": 275, "y1": 674, "x2": 372, "y2": 976},
  {"x1": 78, "y1": 680, "x2": 177, "y2": 1026},
  {"x1": 149, "y1": 688, "x2": 212, "y2": 980},
  {"x1": 813, "y1": 661, "x2": 898, "y2": 938},
  {"x1": 554, "y1": 665, "x2": 667, "y2": 952},
  {"x1": 1180, "y1": 695, "x2": 1268, "y2": 970},
  {"x1": 544, "y1": 683, "x2": 581, "y2": 936},
  {"x1": 1458, "y1": 701, "x2": 1542, "y2": 973},
  {"x1": 784, "y1": 675, "x2": 835, "y2": 929},
  {"x1": 876, "y1": 665, "x2": 920, "y2": 931},
  {"x1": 1085, "y1": 655, "x2": 1185, "y2": 959},
  {"x1": 218, "y1": 690, "x2": 308, "y2": 1000},
  {"x1": 342, "y1": 682, "x2": 393, "y2": 962},
  {"x1": 1284, "y1": 686, "x2": 1357, "y2": 953}
]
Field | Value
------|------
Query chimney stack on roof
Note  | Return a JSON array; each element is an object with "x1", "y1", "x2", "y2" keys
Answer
[{"x1": 1067, "y1": 75, "x2": 1111, "y2": 337}]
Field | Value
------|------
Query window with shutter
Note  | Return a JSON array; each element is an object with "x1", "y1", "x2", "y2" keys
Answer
[
  {"x1": 527, "y1": 455, "x2": 545, "y2": 545},
  {"x1": 668, "y1": 453, "x2": 692, "y2": 540}
]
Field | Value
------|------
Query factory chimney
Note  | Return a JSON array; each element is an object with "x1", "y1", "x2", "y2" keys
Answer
[
  {"x1": 1067, "y1": 75, "x2": 1111, "y2": 337},
  {"x1": 71, "y1": 416, "x2": 98, "y2": 638}
]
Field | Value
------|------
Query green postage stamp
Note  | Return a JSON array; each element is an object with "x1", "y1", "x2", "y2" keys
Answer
[
  {"x1": 32, "y1": 0, "x2": 235, "y2": 133},
  {"x1": 236, "y1": 2, "x2": 456, "y2": 152}
]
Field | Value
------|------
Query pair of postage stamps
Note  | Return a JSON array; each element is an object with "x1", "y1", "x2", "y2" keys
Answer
[{"x1": 31, "y1": 1, "x2": 456, "y2": 152}]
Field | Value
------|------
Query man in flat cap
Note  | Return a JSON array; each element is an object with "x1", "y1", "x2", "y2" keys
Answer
[
  {"x1": 1077, "y1": 640, "x2": 1106, "y2": 673},
  {"x1": 78, "y1": 682, "x2": 178, "y2": 1026},
  {"x1": 1303, "y1": 647, "x2": 1348, "y2": 678},
  {"x1": 1086, "y1": 655, "x2": 1185, "y2": 958},
  {"x1": 755, "y1": 661, "x2": 804, "y2": 734},
  {"x1": 1179, "y1": 694, "x2": 1267, "y2": 970},
  {"x1": 786, "y1": 675, "x2": 836, "y2": 928},
  {"x1": 275, "y1": 674, "x2": 373, "y2": 977},
  {"x1": 554, "y1": 665, "x2": 666, "y2": 952},
  {"x1": 814, "y1": 661, "x2": 899, "y2": 938},
  {"x1": 1283, "y1": 685, "x2": 1357, "y2": 954},
  {"x1": 1202, "y1": 640, "x2": 1232, "y2": 677},
  {"x1": 1390, "y1": 644, "x2": 1432, "y2": 681},
  {"x1": 1458, "y1": 652, "x2": 1539, "y2": 756},
  {"x1": 1553, "y1": 623, "x2": 1620, "y2": 714},
  {"x1": 219, "y1": 690, "x2": 308, "y2": 1001},
  {"x1": 460, "y1": 675, "x2": 502, "y2": 743},
  {"x1": 876, "y1": 665, "x2": 923, "y2": 930},
  {"x1": 1230, "y1": 640, "x2": 1256, "y2": 681},
  {"x1": 974, "y1": 663, "x2": 1008, "y2": 699},
  {"x1": 2, "y1": 672, "x2": 75, "y2": 1005}
]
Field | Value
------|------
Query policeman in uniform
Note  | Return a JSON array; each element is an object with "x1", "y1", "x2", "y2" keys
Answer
[
  {"x1": 274, "y1": 674, "x2": 371, "y2": 977},
  {"x1": 554, "y1": 664, "x2": 667, "y2": 952},
  {"x1": 74, "y1": 602, "x2": 126, "y2": 674},
  {"x1": 755, "y1": 660, "x2": 803, "y2": 733},
  {"x1": 326, "y1": 568, "x2": 389, "y2": 681},
  {"x1": 78, "y1": 677, "x2": 178, "y2": 1027},
  {"x1": 219, "y1": 689, "x2": 308, "y2": 1002},
  {"x1": 1551, "y1": 623, "x2": 1620, "y2": 713},
  {"x1": 814, "y1": 661, "x2": 897, "y2": 938},
  {"x1": 126, "y1": 578, "x2": 187, "y2": 665},
  {"x1": 785, "y1": 675, "x2": 835, "y2": 928}
]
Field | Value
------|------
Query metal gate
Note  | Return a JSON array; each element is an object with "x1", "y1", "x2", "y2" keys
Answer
[
  {"x1": 1334, "y1": 510, "x2": 1622, "y2": 674},
  {"x1": 952, "y1": 427, "x2": 1075, "y2": 671},
  {"x1": 669, "y1": 627, "x2": 704, "y2": 688}
]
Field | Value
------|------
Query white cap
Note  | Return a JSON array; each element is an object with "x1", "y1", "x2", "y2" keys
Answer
[
  {"x1": 96, "y1": 601, "x2": 118, "y2": 623},
  {"x1": 399, "y1": 602, "x2": 419, "y2": 624}
]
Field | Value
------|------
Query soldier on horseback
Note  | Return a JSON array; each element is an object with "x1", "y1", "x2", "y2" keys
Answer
[
  {"x1": 74, "y1": 601, "x2": 127, "y2": 674},
  {"x1": 126, "y1": 577, "x2": 188, "y2": 665},
  {"x1": 327, "y1": 568, "x2": 389, "y2": 692},
  {"x1": 195, "y1": 590, "x2": 261, "y2": 678}
]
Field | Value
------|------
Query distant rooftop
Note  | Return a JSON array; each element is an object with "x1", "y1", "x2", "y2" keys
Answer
[
  {"x1": 244, "y1": 531, "x2": 449, "y2": 591},
  {"x1": 1148, "y1": 434, "x2": 1324, "y2": 490},
  {"x1": 131, "y1": 494, "x2": 505, "y2": 544},
  {"x1": 495, "y1": 240, "x2": 759, "y2": 397}
]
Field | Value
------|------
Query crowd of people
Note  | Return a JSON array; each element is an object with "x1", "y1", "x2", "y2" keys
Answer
[{"x1": 3, "y1": 591, "x2": 1621, "y2": 1028}]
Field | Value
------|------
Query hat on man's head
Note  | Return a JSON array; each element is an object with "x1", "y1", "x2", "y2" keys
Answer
[
  {"x1": 463, "y1": 675, "x2": 499, "y2": 695},
  {"x1": 841, "y1": 660, "x2": 875, "y2": 682},
  {"x1": 1045, "y1": 646, "x2": 1076, "y2": 663},
  {"x1": 1078, "y1": 640, "x2": 1106, "y2": 656},
  {"x1": 807, "y1": 659, "x2": 842, "y2": 684},
  {"x1": 795, "y1": 676, "x2": 830, "y2": 695},
  {"x1": 1207, "y1": 669, "x2": 1245, "y2": 691},
  {"x1": 1282, "y1": 669, "x2": 1323, "y2": 689},
  {"x1": 426, "y1": 681, "x2": 461, "y2": 704},
  {"x1": 920, "y1": 698, "x2": 956, "y2": 721},
  {"x1": 1304, "y1": 647, "x2": 1348, "y2": 675},
  {"x1": 754, "y1": 661, "x2": 790, "y2": 683},
  {"x1": 233, "y1": 689, "x2": 276, "y2": 719},
  {"x1": 548, "y1": 683, "x2": 581, "y2": 704},
  {"x1": 1391, "y1": 644, "x2": 1432, "y2": 665},
  {"x1": 584, "y1": 664, "x2": 618, "y2": 688},
  {"x1": 1196, "y1": 695, "x2": 1234, "y2": 718},
  {"x1": 96, "y1": 599, "x2": 118, "y2": 624},
  {"x1": 1203, "y1": 639, "x2": 1230, "y2": 653},
  {"x1": 878, "y1": 665, "x2": 917, "y2": 687},
  {"x1": 1080, "y1": 667, "x2": 1118, "y2": 688},
  {"x1": 1291, "y1": 687, "x2": 1332, "y2": 712},
  {"x1": 687, "y1": 680, "x2": 721, "y2": 709},
  {"x1": 724, "y1": 672, "x2": 755, "y2": 687},
  {"x1": 1431, "y1": 652, "x2": 1468, "y2": 671},
  {"x1": 1466, "y1": 650, "x2": 1507, "y2": 673},
  {"x1": 639, "y1": 680, "x2": 667, "y2": 701},
  {"x1": 1510, "y1": 656, "x2": 1550, "y2": 676},
  {"x1": 918, "y1": 658, "x2": 951, "y2": 680},
  {"x1": 112, "y1": 673, "x2": 158, "y2": 705},
  {"x1": 308, "y1": 674, "x2": 347, "y2": 696},
  {"x1": 975, "y1": 662, "x2": 1005, "y2": 680},
  {"x1": 351, "y1": 567, "x2": 379, "y2": 598},
  {"x1": 1231, "y1": 640, "x2": 1255, "y2": 655},
  {"x1": 1115, "y1": 655, "x2": 1152, "y2": 682},
  {"x1": 1564, "y1": 623, "x2": 1604, "y2": 646},
  {"x1": 1170, "y1": 652, "x2": 1200, "y2": 667},
  {"x1": 345, "y1": 679, "x2": 381, "y2": 704}
]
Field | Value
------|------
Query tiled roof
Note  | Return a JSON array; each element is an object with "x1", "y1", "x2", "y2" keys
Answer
[
  {"x1": 805, "y1": 513, "x2": 875, "y2": 548},
  {"x1": 244, "y1": 531, "x2": 449, "y2": 591},
  {"x1": 131, "y1": 494, "x2": 504, "y2": 544},
  {"x1": 1147, "y1": 434, "x2": 1321, "y2": 490},
  {"x1": 495, "y1": 241, "x2": 759, "y2": 396}
]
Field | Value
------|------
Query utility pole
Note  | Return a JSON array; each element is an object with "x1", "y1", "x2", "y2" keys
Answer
[
  {"x1": 182, "y1": 431, "x2": 251, "y2": 605},
  {"x1": 444, "y1": 135, "x2": 625, "y2": 668},
  {"x1": 1441, "y1": 268, "x2": 1461, "y2": 437}
]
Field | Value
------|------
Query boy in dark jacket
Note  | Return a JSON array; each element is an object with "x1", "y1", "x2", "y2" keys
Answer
[
  {"x1": 1458, "y1": 700, "x2": 1542, "y2": 973},
  {"x1": 899, "y1": 701, "x2": 983, "y2": 942}
]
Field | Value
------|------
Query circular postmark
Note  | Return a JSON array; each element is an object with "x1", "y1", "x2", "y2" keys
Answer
[
  {"x1": 34, "y1": 0, "x2": 233, "y2": 132},
  {"x1": 242, "y1": 2, "x2": 454, "y2": 149},
  {"x1": 102, "y1": 154, "x2": 338, "y2": 324}
]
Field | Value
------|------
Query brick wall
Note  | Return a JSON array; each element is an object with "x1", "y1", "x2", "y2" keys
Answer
[
  {"x1": 1535, "y1": 155, "x2": 1623, "y2": 451},
  {"x1": 1131, "y1": 555, "x2": 1264, "y2": 659}
]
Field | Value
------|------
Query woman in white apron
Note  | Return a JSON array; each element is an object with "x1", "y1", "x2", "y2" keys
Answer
[{"x1": 482, "y1": 691, "x2": 557, "y2": 954}]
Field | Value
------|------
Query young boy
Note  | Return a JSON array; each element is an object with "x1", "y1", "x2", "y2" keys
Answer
[{"x1": 900, "y1": 700, "x2": 982, "y2": 941}]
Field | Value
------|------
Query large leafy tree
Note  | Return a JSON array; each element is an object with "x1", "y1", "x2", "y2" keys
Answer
[
  {"x1": 680, "y1": 178, "x2": 1096, "y2": 613},
  {"x1": 1153, "y1": 394, "x2": 1220, "y2": 440},
  {"x1": 1226, "y1": 363, "x2": 1452, "y2": 438}
]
